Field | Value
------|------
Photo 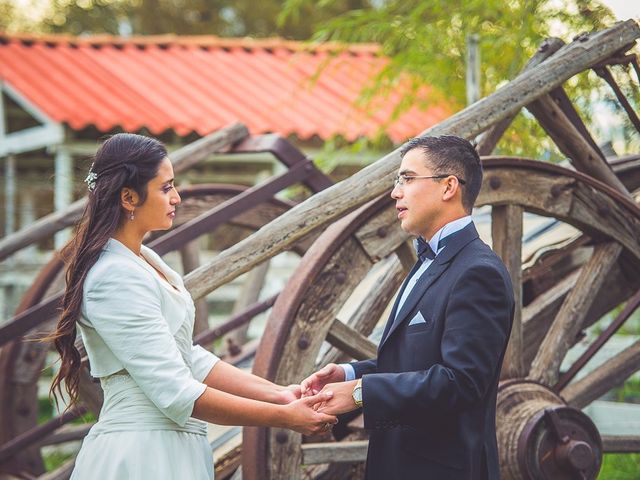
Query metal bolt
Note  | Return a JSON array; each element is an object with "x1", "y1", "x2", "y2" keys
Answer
[
  {"x1": 297, "y1": 334, "x2": 310, "y2": 350},
  {"x1": 556, "y1": 440, "x2": 594, "y2": 471},
  {"x1": 489, "y1": 176, "x2": 501, "y2": 190},
  {"x1": 377, "y1": 227, "x2": 387, "y2": 238},
  {"x1": 276, "y1": 431, "x2": 288, "y2": 444},
  {"x1": 335, "y1": 272, "x2": 346, "y2": 284},
  {"x1": 550, "y1": 184, "x2": 563, "y2": 198}
]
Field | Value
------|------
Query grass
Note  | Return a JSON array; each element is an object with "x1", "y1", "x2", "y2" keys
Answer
[{"x1": 599, "y1": 453, "x2": 640, "y2": 479}]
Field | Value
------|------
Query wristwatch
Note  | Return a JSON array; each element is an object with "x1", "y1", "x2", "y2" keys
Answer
[{"x1": 352, "y1": 379, "x2": 363, "y2": 408}]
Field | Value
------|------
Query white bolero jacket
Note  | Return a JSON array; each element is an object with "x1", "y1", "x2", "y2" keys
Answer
[{"x1": 78, "y1": 238, "x2": 219, "y2": 426}]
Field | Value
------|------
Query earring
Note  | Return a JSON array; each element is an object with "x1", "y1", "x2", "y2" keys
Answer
[{"x1": 129, "y1": 210, "x2": 135, "y2": 221}]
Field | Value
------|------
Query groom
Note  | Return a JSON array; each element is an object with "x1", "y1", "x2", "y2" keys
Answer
[{"x1": 301, "y1": 135, "x2": 514, "y2": 479}]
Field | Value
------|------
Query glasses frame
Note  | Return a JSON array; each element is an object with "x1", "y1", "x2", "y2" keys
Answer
[{"x1": 393, "y1": 173, "x2": 467, "y2": 188}]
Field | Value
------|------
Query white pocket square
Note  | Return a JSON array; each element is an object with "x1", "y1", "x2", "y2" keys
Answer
[{"x1": 408, "y1": 311, "x2": 427, "y2": 326}]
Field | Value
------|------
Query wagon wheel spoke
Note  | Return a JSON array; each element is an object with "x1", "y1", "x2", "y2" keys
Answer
[
  {"x1": 528, "y1": 242, "x2": 623, "y2": 385},
  {"x1": 561, "y1": 339, "x2": 640, "y2": 409},
  {"x1": 320, "y1": 254, "x2": 405, "y2": 367},
  {"x1": 326, "y1": 320, "x2": 377, "y2": 361},
  {"x1": 491, "y1": 204, "x2": 524, "y2": 378},
  {"x1": 555, "y1": 289, "x2": 640, "y2": 391}
]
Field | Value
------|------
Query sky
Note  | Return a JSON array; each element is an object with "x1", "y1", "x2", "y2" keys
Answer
[{"x1": 601, "y1": 0, "x2": 640, "y2": 20}]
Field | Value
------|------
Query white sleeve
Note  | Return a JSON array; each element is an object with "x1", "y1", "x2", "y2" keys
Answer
[
  {"x1": 85, "y1": 271, "x2": 206, "y2": 427},
  {"x1": 340, "y1": 363, "x2": 356, "y2": 381},
  {"x1": 191, "y1": 344, "x2": 220, "y2": 382}
]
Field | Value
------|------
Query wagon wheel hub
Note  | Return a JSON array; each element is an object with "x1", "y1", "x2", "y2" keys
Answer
[{"x1": 498, "y1": 380, "x2": 602, "y2": 480}]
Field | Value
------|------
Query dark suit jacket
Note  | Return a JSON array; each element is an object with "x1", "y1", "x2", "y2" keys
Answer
[{"x1": 352, "y1": 222, "x2": 514, "y2": 480}]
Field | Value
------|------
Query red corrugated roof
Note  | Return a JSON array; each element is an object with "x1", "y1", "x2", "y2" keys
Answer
[{"x1": 0, "y1": 33, "x2": 451, "y2": 143}]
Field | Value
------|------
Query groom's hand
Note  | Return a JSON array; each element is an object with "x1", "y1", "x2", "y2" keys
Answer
[
  {"x1": 317, "y1": 380, "x2": 359, "y2": 416},
  {"x1": 300, "y1": 363, "x2": 345, "y2": 397}
]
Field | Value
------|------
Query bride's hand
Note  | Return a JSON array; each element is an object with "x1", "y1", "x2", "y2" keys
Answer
[
  {"x1": 281, "y1": 392, "x2": 338, "y2": 435},
  {"x1": 276, "y1": 384, "x2": 302, "y2": 404}
]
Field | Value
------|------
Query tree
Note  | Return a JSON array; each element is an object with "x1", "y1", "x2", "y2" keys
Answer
[
  {"x1": 30, "y1": 0, "x2": 373, "y2": 39},
  {"x1": 281, "y1": 0, "x2": 639, "y2": 158}
]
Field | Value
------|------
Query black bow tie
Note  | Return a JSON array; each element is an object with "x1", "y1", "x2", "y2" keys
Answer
[
  {"x1": 415, "y1": 233, "x2": 455, "y2": 263},
  {"x1": 415, "y1": 237, "x2": 436, "y2": 262}
]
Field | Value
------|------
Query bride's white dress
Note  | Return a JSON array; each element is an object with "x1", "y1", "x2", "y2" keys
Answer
[{"x1": 71, "y1": 238, "x2": 219, "y2": 479}]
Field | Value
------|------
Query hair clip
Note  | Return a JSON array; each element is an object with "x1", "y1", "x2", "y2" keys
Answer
[{"x1": 84, "y1": 164, "x2": 98, "y2": 192}]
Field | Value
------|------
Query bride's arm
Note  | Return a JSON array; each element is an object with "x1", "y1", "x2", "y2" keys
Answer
[{"x1": 201, "y1": 361, "x2": 300, "y2": 404}]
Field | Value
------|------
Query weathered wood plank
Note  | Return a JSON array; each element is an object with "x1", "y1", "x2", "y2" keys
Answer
[
  {"x1": 319, "y1": 254, "x2": 405, "y2": 367},
  {"x1": 562, "y1": 339, "x2": 640, "y2": 409},
  {"x1": 491, "y1": 204, "x2": 525, "y2": 378},
  {"x1": 476, "y1": 163, "x2": 640, "y2": 260},
  {"x1": 37, "y1": 457, "x2": 75, "y2": 480},
  {"x1": 394, "y1": 241, "x2": 417, "y2": 272},
  {"x1": 0, "y1": 123, "x2": 249, "y2": 261},
  {"x1": 327, "y1": 319, "x2": 378, "y2": 361},
  {"x1": 527, "y1": 94, "x2": 630, "y2": 195},
  {"x1": 602, "y1": 435, "x2": 640, "y2": 453},
  {"x1": 185, "y1": 21, "x2": 640, "y2": 301},
  {"x1": 354, "y1": 203, "x2": 409, "y2": 263},
  {"x1": 529, "y1": 242, "x2": 623, "y2": 385},
  {"x1": 180, "y1": 240, "x2": 209, "y2": 335},
  {"x1": 267, "y1": 238, "x2": 373, "y2": 480},
  {"x1": 301, "y1": 441, "x2": 369, "y2": 464}
]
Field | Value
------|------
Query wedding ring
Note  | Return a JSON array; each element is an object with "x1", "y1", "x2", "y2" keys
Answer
[{"x1": 323, "y1": 422, "x2": 331, "y2": 430}]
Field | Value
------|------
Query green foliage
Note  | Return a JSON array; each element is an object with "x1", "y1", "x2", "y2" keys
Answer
[
  {"x1": 611, "y1": 377, "x2": 640, "y2": 403},
  {"x1": 600, "y1": 453, "x2": 640, "y2": 479},
  {"x1": 12, "y1": 0, "x2": 374, "y2": 39},
  {"x1": 44, "y1": 450, "x2": 74, "y2": 472},
  {"x1": 281, "y1": 0, "x2": 629, "y2": 154}
]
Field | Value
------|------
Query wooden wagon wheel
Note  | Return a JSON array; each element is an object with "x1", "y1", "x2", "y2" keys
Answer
[
  {"x1": 244, "y1": 158, "x2": 640, "y2": 480},
  {"x1": 0, "y1": 184, "x2": 309, "y2": 478}
]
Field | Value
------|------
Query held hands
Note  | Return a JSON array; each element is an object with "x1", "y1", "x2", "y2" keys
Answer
[
  {"x1": 300, "y1": 363, "x2": 345, "y2": 397},
  {"x1": 275, "y1": 384, "x2": 302, "y2": 404},
  {"x1": 316, "y1": 380, "x2": 359, "y2": 416},
  {"x1": 282, "y1": 391, "x2": 338, "y2": 435}
]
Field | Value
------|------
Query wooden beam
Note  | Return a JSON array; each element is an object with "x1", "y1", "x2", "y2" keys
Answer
[
  {"x1": 527, "y1": 94, "x2": 630, "y2": 196},
  {"x1": 528, "y1": 242, "x2": 622, "y2": 386},
  {"x1": 185, "y1": 21, "x2": 640, "y2": 301},
  {"x1": 301, "y1": 440, "x2": 369, "y2": 464},
  {"x1": 326, "y1": 319, "x2": 377, "y2": 361},
  {"x1": 0, "y1": 122, "x2": 249, "y2": 261},
  {"x1": 562, "y1": 339, "x2": 640, "y2": 409},
  {"x1": 492, "y1": 204, "x2": 524, "y2": 378},
  {"x1": 0, "y1": 123, "x2": 64, "y2": 157},
  {"x1": 602, "y1": 435, "x2": 640, "y2": 453}
]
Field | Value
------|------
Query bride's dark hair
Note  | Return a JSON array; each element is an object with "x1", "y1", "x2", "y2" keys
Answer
[{"x1": 50, "y1": 133, "x2": 167, "y2": 408}]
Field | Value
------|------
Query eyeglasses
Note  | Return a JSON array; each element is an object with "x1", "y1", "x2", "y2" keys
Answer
[{"x1": 393, "y1": 173, "x2": 466, "y2": 188}]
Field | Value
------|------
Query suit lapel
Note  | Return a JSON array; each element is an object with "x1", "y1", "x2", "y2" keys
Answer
[{"x1": 379, "y1": 223, "x2": 480, "y2": 349}]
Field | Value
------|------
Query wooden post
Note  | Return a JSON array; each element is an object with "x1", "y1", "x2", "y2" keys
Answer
[
  {"x1": 3, "y1": 155, "x2": 16, "y2": 239},
  {"x1": 491, "y1": 204, "x2": 525, "y2": 378},
  {"x1": 180, "y1": 240, "x2": 209, "y2": 336},
  {"x1": 53, "y1": 146, "x2": 73, "y2": 249},
  {"x1": 466, "y1": 34, "x2": 481, "y2": 106}
]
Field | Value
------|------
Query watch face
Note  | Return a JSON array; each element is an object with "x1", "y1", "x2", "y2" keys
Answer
[{"x1": 354, "y1": 387, "x2": 362, "y2": 402}]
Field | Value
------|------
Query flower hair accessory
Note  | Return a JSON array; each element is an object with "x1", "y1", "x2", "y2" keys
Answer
[{"x1": 84, "y1": 163, "x2": 98, "y2": 192}]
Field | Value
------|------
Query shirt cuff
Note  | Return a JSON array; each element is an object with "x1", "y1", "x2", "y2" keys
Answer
[{"x1": 340, "y1": 363, "x2": 356, "y2": 381}]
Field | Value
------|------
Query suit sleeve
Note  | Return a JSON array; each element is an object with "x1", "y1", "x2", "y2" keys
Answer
[
  {"x1": 84, "y1": 271, "x2": 206, "y2": 427},
  {"x1": 362, "y1": 262, "x2": 513, "y2": 427}
]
